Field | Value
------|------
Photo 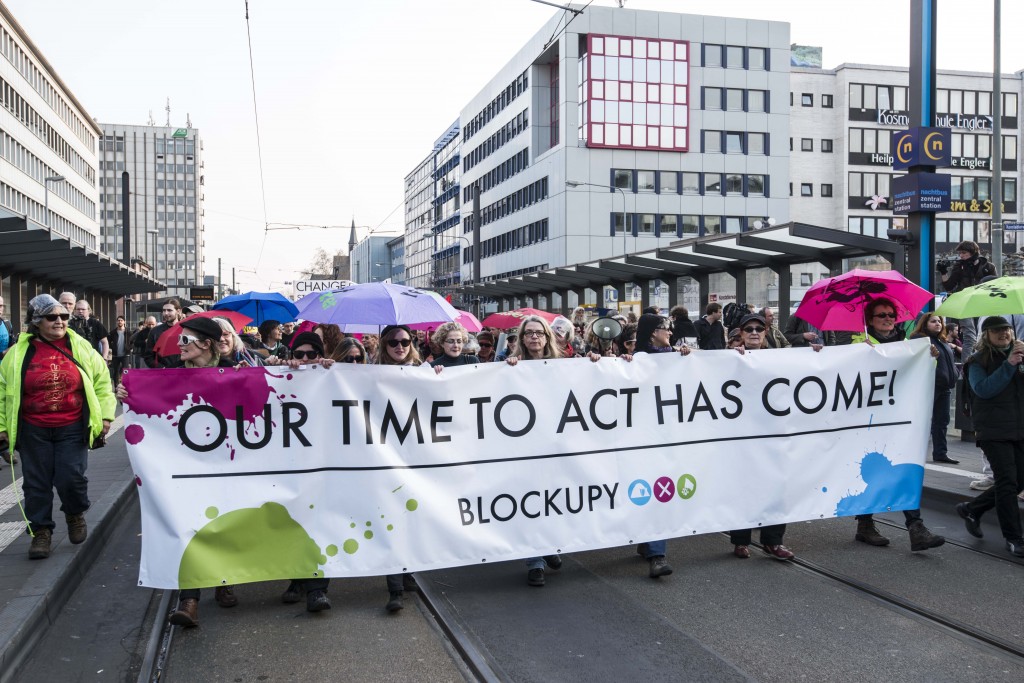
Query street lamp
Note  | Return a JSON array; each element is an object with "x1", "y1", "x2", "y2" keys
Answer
[
  {"x1": 566, "y1": 180, "x2": 629, "y2": 256},
  {"x1": 43, "y1": 175, "x2": 66, "y2": 229}
]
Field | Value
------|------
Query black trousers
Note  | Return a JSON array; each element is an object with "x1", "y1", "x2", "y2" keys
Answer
[
  {"x1": 19, "y1": 421, "x2": 89, "y2": 533},
  {"x1": 730, "y1": 524, "x2": 786, "y2": 546},
  {"x1": 855, "y1": 510, "x2": 922, "y2": 526},
  {"x1": 966, "y1": 439, "x2": 1024, "y2": 542},
  {"x1": 931, "y1": 389, "x2": 951, "y2": 459}
]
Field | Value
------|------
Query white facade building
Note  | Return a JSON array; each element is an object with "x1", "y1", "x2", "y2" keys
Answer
[
  {"x1": 0, "y1": 3, "x2": 99, "y2": 248},
  {"x1": 97, "y1": 124, "x2": 205, "y2": 298}
]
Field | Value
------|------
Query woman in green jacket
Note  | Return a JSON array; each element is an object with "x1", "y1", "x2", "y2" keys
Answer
[{"x1": 0, "y1": 294, "x2": 115, "y2": 560}]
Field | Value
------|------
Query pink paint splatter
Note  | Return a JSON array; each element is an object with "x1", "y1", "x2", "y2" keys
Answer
[
  {"x1": 124, "y1": 424, "x2": 145, "y2": 445},
  {"x1": 134, "y1": 475, "x2": 143, "y2": 487},
  {"x1": 124, "y1": 367, "x2": 276, "y2": 427}
]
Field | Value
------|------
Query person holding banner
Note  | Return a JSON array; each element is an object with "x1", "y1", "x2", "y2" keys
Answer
[
  {"x1": 117, "y1": 316, "x2": 239, "y2": 627},
  {"x1": 727, "y1": 313, "x2": 795, "y2": 561},
  {"x1": 332, "y1": 337, "x2": 368, "y2": 364},
  {"x1": 212, "y1": 317, "x2": 265, "y2": 367},
  {"x1": 909, "y1": 314, "x2": 959, "y2": 464},
  {"x1": 430, "y1": 322, "x2": 479, "y2": 372},
  {"x1": 850, "y1": 300, "x2": 945, "y2": 552},
  {"x1": 957, "y1": 316, "x2": 1024, "y2": 558},
  {"x1": 0, "y1": 294, "x2": 114, "y2": 560}
]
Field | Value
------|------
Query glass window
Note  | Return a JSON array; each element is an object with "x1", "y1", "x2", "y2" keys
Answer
[
  {"x1": 893, "y1": 87, "x2": 907, "y2": 111},
  {"x1": 658, "y1": 171, "x2": 678, "y2": 194},
  {"x1": 613, "y1": 169, "x2": 633, "y2": 190},
  {"x1": 801, "y1": 183, "x2": 813, "y2": 197},
  {"x1": 704, "y1": 216, "x2": 721, "y2": 235},
  {"x1": 726, "y1": 46, "x2": 743, "y2": 68},
  {"x1": 801, "y1": 138, "x2": 813, "y2": 152},
  {"x1": 681, "y1": 214, "x2": 699, "y2": 235},
  {"x1": 1004, "y1": 178, "x2": 1016, "y2": 202},
  {"x1": 964, "y1": 92, "x2": 976, "y2": 115},
  {"x1": 637, "y1": 170, "x2": 656, "y2": 191},
  {"x1": 821, "y1": 184, "x2": 833, "y2": 197},
  {"x1": 726, "y1": 132, "x2": 743, "y2": 153},
  {"x1": 822, "y1": 94, "x2": 834, "y2": 108},
  {"x1": 704, "y1": 44, "x2": 721, "y2": 68},
  {"x1": 726, "y1": 89, "x2": 743, "y2": 110},
  {"x1": 725, "y1": 217, "x2": 743, "y2": 233},
  {"x1": 937, "y1": 89, "x2": 949, "y2": 113},
  {"x1": 849, "y1": 129, "x2": 863, "y2": 153},
  {"x1": 660, "y1": 214, "x2": 677, "y2": 234},
  {"x1": 1004, "y1": 135, "x2": 1017, "y2": 161},
  {"x1": 748, "y1": 90, "x2": 766, "y2": 112},
  {"x1": 748, "y1": 133, "x2": 766, "y2": 155},
  {"x1": 748, "y1": 48, "x2": 766, "y2": 70},
  {"x1": 681, "y1": 172, "x2": 700, "y2": 194},
  {"x1": 704, "y1": 131, "x2": 722, "y2": 153},
  {"x1": 801, "y1": 93, "x2": 813, "y2": 107},
  {"x1": 613, "y1": 213, "x2": 627, "y2": 234},
  {"x1": 639, "y1": 214, "x2": 655, "y2": 233},
  {"x1": 705, "y1": 87, "x2": 722, "y2": 110},
  {"x1": 748, "y1": 175, "x2": 765, "y2": 196},
  {"x1": 725, "y1": 174, "x2": 743, "y2": 194},
  {"x1": 821, "y1": 139, "x2": 834, "y2": 152},
  {"x1": 704, "y1": 174, "x2": 723, "y2": 194},
  {"x1": 849, "y1": 173, "x2": 863, "y2": 196},
  {"x1": 850, "y1": 84, "x2": 863, "y2": 109},
  {"x1": 979, "y1": 91, "x2": 992, "y2": 116},
  {"x1": 1004, "y1": 93, "x2": 1018, "y2": 117}
]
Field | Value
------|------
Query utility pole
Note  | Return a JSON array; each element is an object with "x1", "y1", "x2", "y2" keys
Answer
[
  {"x1": 218, "y1": 257, "x2": 223, "y2": 299},
  {"x1": 992, "y1": 0, "x2": 1003, "y2": 275},
  {"x1": 232, "y1": 267, "x2": 236, "y2": 296}
]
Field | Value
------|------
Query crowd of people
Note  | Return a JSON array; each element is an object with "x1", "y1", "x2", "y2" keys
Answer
[{"x1": 1, "y1": 275, "x2": 1022, "y2": 633}]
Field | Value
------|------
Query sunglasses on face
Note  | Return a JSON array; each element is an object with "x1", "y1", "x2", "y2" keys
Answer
[
  {"x1": 292, "y1": 350, "x2": 321, "y2": 360},
  {"x1": 340, "y1": 356, "x2": 364, "y2": 363},
  {"x1": 178, "y1": 334, "x2": 200, "y2": 346},
  {"x1": 478, "y1": 342, "x2": 493, "y2": 348},
  {"x1": 743, "y1": 326, "x2": 765, "y2": 334},
  {"x1": 656, "y1": 324, "x2": 671, "y2": 331},
  {"x1": 387, "y1": 338, "x2": 412, "y2": 348},
  {"x1": 873, "y1": 312, "x2": 897, "y2": 319},
  {"x1": 444, "y1": 339, "x2": 463, "y2": 345},
  {"x1": 43, "y1": 313, "x2": 71, "y2": 322}
]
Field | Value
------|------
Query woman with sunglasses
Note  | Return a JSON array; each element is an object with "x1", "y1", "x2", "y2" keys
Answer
[
  {"x1": 475, "y1": 331, "x2": 496, "y2": 363},
  {"x1": 116, "y1": 316, "x2": 239, "y2": 627},
  {"x1": 212, "y1": 317, "x2": 265, "y2": 367},
  {"x1": 430, "y1": 322, "x2": 478, "y2": 374},
  {"x1": 847, "y1": 299, "x2": 944, "y2": 552},
  {"x1": 0, "y1": 294, "x2": 115, "y2": 561},
  {"x1": 613, "y1": 323, "x2": 637, "y2": 356},
  {"x1": 331, "y1": 337, "x2": 367, "y2": 365},
  {"x1": 726, "y1": 313, "x2": 796, "y2": 562},
  {"x1": 285, "y1": 332, "x2": 336, "y2": 370}
]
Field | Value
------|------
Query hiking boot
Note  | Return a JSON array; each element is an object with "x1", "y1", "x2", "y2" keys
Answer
[
  {"x1": 543, "y1": 554, "x2": 562, "y2": 570},
  {"x1": 855, "y1": 519, "x2": 890, "y2": 546},
  {"x1": 648, "y1": 555, "x2": 673, "y2": 578},
  {"x1": 168, "y1": 599, "x2": 199, "y2": 627},
  {"x1": 969, "y1": 476, "x2": 994, "y2": 491},
  {"x1": 957, "y1": 502, "x2": 983, "y2": 538},
  {"x1": 908, "y1": 520, "x2": 945, "y2": 551},
  {"x1": 28, "y1": 528, "x2": 52, "y2": 560},
  {"x1": 306, "y1": 589, "x2": 331, "y2": 612},
  {"x1": 66, "y1": 513, "x2": 87, "y2": 545},
  {"x1": 526, "y1": 567, "x2": 545, "y2": 587},
  {"x1": 214, "y1": 585, "x2": 238, "y2": 608},
  {"x1": 386, "y1": 591, "x2": 404, "y2": 612},
  {"x1": 281, "y1": 581, "x2": 302, "y2": 604}
]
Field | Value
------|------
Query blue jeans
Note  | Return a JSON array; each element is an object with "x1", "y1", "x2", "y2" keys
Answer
[
  {"x1": 19, "y1": 421, "x2": 89, "y2": 534},
  {"x1": 636, "y1": 540, "x2": 667, "y2": 558}
]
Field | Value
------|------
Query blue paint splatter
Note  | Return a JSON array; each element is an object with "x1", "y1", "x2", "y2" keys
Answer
[
  {"x1": 821, "y1": 486, "x2": 828, "y2": 493},
  {"x1": 835, "y1": 452, "x2": 923, "y2": 517}
]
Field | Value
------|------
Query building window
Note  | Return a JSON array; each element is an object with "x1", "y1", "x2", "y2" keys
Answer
[
  {"x1": 704, "y1": 131, "x2": 722, "y2": 153},
  {"x1": 821, "y1": 139, "x2": 834, "y2": 153},
  {"x1": 704, "y1": 174, "x2": 723, "y2": 195},
  {"x1": 725, "y1": 174, "x2": 743, "y2": 195},
  {"x1": 660, "y1": 214, "x2": 677, "y2": 235},
  {"x1": 748, "y1": 132, "x2": 767, "y2": 155},
  {"x1": 637, "y1": 170, "x2": 656, "y2": 192},
  {"x1": 800, "y1": 273, "x2": 813, "y2": 286},
  {"x1": 726, "y1": 88, "x2": 743, "y2": 111},
  {"x1": 801, "y1": 93, "x2": 813, "y2": 107},
  {"x1": 638, "y1": 213, "x2": 655, "y2": 233},
  {"x1": 704, "y1": 216, "x2": 721, "y2": 235},
  {"x1": 703, "y1": 44, "x2": 722, "y2": 67},
  {"x1": 748, "y1": 175, "x2": 766, "y2": 197},
  {"x1": 821, "y1": 184, "x2": 833, "y2": 197},
  {"x1": 725, "y1": 132, "x2": 743, "y2": 153},
  {"x1": 801, "y1": 183, "x2": 813, "y2": 197},
  {"x1": 748, "y1": 90, "x2": 767, "y2": 113},
  {"x1": 725, "y1": 216, "x2": 744, "y2": 233},
  {"x1": 681, "y1": 214, "x2": 699, "y2": 235},
  {"x1": 747, "y1": 48, "x2": 766, "y2": 70},
  {"x1": 705, "y1": 87, "x2": 723, "y2": 110},
  {"x1": 726, "y1": 46, "x2": 744, "y2": 68},
  {"x1": 613, "y1": 169, "x2": 633, "y2": 191},
  {"x1": 658, "y1": 171, "x2": 678, "y2": 194},
  {"x1": 801, "y1": 138, "x2": 813, "y2": 152},
  {"x1": 822, "y1": 94, "x2": 834, "y2": 108},
  {"x1": 682, "y1": 172, "x2": 700, "y2": 194}
]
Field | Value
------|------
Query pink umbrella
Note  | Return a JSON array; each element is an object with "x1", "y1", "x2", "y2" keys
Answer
[
  {"x1": 794, "y1": 269, "x2": 933, "y2": 332},
  {"x1": 408, "y1": 309, "x2": 482, "y2": 333},
  {"x1": 480, "y1": 308, "x2": 559, "y2": 329}
]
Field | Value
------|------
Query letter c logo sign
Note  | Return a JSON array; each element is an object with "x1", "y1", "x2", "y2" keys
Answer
[
  {"x1": 923, "y1": 132, "x2": 944, "y2": 160},
  {"x1": 895, "y1": 134, "x2": 913, "y2": 164}
]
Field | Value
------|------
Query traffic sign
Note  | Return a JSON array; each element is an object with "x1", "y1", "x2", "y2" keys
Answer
[{"x1": 1003, "y1": 222, "x2": 1024, "y2": 232}]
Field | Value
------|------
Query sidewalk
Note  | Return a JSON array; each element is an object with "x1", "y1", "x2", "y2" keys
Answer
[{"x1": 0, "y1": 424, "x2": 999, "y2": 682}]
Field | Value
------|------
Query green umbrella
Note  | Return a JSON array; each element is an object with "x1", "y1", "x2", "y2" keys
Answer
[{"x1": 935, "y1": 276, "x2": 1024, "y2": 318}]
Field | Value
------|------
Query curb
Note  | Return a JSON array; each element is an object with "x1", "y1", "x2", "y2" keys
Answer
[{"x1": 0, "y1": 474, "x2": 137, "y2": 683}]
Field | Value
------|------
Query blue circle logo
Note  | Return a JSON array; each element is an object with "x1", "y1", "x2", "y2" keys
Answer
[{"x1": 627, "y1": 479, "x2": 652, "y2": 506}]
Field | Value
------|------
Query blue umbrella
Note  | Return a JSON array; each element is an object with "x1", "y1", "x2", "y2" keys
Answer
[
  {"x1": 294, "y1": 282, "x2": 459, "y2": 330},
  {"x1": 212, "y1": 291, "x2": 299, "y2": 325}
]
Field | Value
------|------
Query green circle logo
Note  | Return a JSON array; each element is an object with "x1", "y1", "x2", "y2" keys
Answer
[{"x1": 677, "y1": 474, "x2": 697, "y2": 500}]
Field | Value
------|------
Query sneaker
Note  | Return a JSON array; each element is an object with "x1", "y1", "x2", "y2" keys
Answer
[
  {"x1": 969, "y1": 477, "x2": 994, "y2": 491},
  {"x1": 648, "y1": 555, "x2": 673, "y2": 578},
  {"x1": 1006, "y1": 540, "x2": 1024, "y2": 558},
  {"x1": 281, "y1": 581, "x2": 303, "y2": 604},
  {"x1": 65, "y1": 513, "x2": 87, "y2": 545},
  {"x1": 386, "y1": 591, "x2": 404, "y2": 612},
  {"x1": 306, "y1": 589, "x2": 331, "y2": 612},
  {"x1": 28, "y1": 528, "x2": 52, "y2": 560},
  {"x1": 956, "y1": 502, "x2": 983, "y2": 538},
  {"x1": 763, "y1": 544, "x2": 795, "y2": 561},
  {"x1": 543, "y1": 554, "x2": 562, "y2": 570},
  {"x1": 733, "y1": 545, "x2": 750, "y2": 559},
  {"x1": 908, "y1": 520, "x2": 945, "y2": 552},
  {"x1": 526, "y1": 567, "x2": 545, "y2": 587}
]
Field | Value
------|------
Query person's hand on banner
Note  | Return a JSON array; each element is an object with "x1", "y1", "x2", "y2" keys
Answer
[{"x1": 505, "y1": 357, "x2": 519, "y2": 366}]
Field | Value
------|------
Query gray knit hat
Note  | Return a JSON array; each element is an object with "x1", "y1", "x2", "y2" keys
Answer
[{"x1": 27, "y1": 293, "x2": 65, "y2": 325}]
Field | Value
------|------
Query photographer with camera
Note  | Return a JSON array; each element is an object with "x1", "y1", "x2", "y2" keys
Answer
[
  {"x1": 0, "y1": 294, "x2": 114, "y2": 560},
  {"x1": 938, "y1": 240, "x2": 996, "y2": 354}
]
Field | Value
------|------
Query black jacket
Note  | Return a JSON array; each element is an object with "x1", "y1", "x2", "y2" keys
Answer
[
  {"x1": 966, "y1": 348, "x2": 1024, "y2": 441},
  {"x1": 942, "y1": 256, "x2": 996, "y2": 293},
  {"x1": 694, "y1": 317, "x2": 725, "y2": 350},
  {"x1": 670, "y1": 317, "x2": 698, "y2": 346}
]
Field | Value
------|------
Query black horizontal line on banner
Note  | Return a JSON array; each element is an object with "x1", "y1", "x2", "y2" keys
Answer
[{"x1": 170, "y1": 420, "x2": 912, "y2": 479}]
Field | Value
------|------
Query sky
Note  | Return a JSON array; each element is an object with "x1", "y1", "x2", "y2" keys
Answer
[{"x1": 6, "y1": 0, "x2": 1024, "y2": 293}]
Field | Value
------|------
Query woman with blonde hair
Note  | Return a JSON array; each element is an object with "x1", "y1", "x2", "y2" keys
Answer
[
  {"x1": 506, "y1": 316, "x2": 561, "y2": 363},
  {"x1": 430, "y1": 322, "x2": 478, "y2": 372}
]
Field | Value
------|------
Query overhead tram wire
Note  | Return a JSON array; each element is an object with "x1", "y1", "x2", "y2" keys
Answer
[{"x1": 244, "y1": 0, "x2": 271, "y2": 273}]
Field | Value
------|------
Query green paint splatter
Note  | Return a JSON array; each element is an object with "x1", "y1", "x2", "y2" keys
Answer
[
  {"x1": 178, "y1": 502, "x2": 323, "y2": 589},
  {"x1": 386, "y1": 524, "x2": 394, "y2": 531},
  {"x1": 350, "y1": 522, "x2": 356, "y2": 528},
  {"x1": 309, "y1": 504, "x2": 315, "y2": 509},
  {"x1": 364, "y1": 530, "x2": 373, "y2": 540},
  {"x1": 326, "y1": 544, "x2": 338, "y2": 557},
  {"x1": 380, "y1": 514, "x2": 385, "y2": 519},
  {"x1": 205, "y1": 506, "x2": 218, "y2": 519},
  {"x1": 365, "y1": 521, "x2": 372, "y2": 527},
  {"x1": 406, "y1": 499, "x2": 418, "y2": 512},
  {"x1": 343, "y1": 539, "x2": 359, "y2": 554},
  {"x1": 319, "y1": 554, "x2": 327, "y2": 564},
  {"x1": 392, "y1": 485, "x2": 404, "y2": 493}
]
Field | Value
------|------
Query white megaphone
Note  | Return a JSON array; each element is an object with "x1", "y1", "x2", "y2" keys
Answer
[{"x1": 591, "y1": 316, "x2": 623, "y2": 355}]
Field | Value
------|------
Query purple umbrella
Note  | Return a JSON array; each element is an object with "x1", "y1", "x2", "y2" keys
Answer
[{"x1": 294, "y1": 282, "x2": 460, "y2": 329}]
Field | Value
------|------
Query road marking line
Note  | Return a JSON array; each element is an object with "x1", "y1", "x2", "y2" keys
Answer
[
  {"x1": 925, "y1": 463, "x2": 977, "y2": 478},
  {"x1": 0, "y1": 521, "x2": 22, "y2": 550}
]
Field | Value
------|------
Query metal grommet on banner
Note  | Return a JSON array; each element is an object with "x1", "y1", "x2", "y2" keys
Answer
[{"x1": 218, "y1": 368, "x2": 224, "y2": 373}]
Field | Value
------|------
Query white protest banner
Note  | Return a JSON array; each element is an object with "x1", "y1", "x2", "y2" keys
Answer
[{"x1": 123, "y1": 340, "x2": 933, "y2": 589}]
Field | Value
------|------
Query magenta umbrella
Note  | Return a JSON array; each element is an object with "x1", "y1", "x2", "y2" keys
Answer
[
  {"x1": 407, "y1": 309, "x2": 482, "y2": 333},
  {"x1": 794, "y1": 269, "x2": 933, "y2": 332}
]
